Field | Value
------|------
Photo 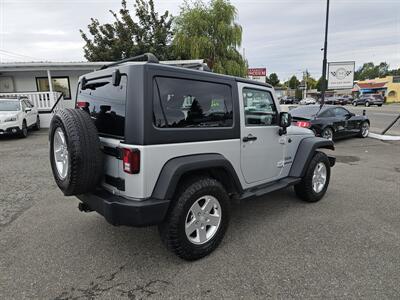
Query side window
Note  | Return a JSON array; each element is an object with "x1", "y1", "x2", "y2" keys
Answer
[
  {"x1": 334, "y1": 107, "x2": 348, "y2": 117},
  {"x1": 319, "y1": 109, "x2": 334, "y2": 118},
  {"x1": 243, "y1": 88, "x2": 277, "y2": 126},
  {"x1": 153, "y1": 77, "x2": 233, "y2": 128}
]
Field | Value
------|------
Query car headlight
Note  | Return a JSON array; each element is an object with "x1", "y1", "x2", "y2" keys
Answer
[{"x1": 4, "y1": 116, "x2": 17, "y2": 122}]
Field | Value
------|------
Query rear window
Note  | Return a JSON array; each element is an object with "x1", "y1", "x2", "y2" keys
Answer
[
  {"x1": 77, "y1": 75, "x2": 127, "y2": 138},
  {"x1": 290, "y1": 106, "x2": 320, "y2": 117},
  {"x1": 153, "y1": 77, "x2": 233, "y2": 128}
]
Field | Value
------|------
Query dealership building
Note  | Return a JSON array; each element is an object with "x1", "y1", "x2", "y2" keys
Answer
[{"x1": 353, "y1": 76, "x2": 400, "y2": 103}]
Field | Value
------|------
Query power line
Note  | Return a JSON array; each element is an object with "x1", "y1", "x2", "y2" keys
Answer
[{"x1": 0, "y1": 49, "x2": 43, "y2": 61}]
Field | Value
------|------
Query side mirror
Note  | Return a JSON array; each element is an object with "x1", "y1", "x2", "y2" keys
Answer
[
  {"x1": 278, "y1": 112, "x2": 292, "y2": 135},
  {"x1": 25, "y1": 107, "x2": 32, "y2": 112}
]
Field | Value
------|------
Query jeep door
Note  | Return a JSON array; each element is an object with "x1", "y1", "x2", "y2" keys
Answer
[{"x1": 239, "y1": 83, "x2": 285, "y2": 184}]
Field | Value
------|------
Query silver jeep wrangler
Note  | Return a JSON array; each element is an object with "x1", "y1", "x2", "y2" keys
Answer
[{"x1": 49, "y1": 53, "x2": 335, "y2": 261}]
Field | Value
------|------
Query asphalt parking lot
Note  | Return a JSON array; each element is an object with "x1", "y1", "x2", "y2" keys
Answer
[{"x1": 0, "y1": 130, "x2": 399, "y2": 299}]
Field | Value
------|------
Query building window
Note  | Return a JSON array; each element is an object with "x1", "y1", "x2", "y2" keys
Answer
[
  {"x1": 388, "y1": 91, "x2": 396, "y2": 97},
  {"x1": 36, "y1": 77, "x2": 71, "y2": 99}
]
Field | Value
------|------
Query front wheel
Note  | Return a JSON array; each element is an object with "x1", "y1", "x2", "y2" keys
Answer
[
  {"x1": 352, "y1": 102, "x2": 357, "y2": 106},
  {"x1": 158, "y1": 177, "x2": 230, "y2": 261},
  {"x1": 365, "y1": 101, "x2": 370, "y2": 107},
  {"x1": 19, "y1": 121, "x2": 28, "y2": 138},
  {"x1": 359, "y1": 121, "x2": 369, "y2": 138},
  {"x1": 294, "y1": 152, "x2": 331, "y2": 202}
]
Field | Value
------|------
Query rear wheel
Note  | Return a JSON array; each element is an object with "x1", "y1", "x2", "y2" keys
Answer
[
  {"x1": 294, "y1": 152, "x2": 331, "y2": 202},
  {"x1": 352, "y1": 102, "x2": 357, "y2": 106},
  {"x1": 359, "y1": 121, "x2": 369, "y2": 138},
  {"x1": 321, "y1": 127, "x2": 333, "y2": 140},
  {"x1": 158, "y1": 177, "x2": 230, "y2": 261},
  {"x1": 365, "y1": 101, "x2": 370, "y2": 107},
  {"x1": 33, "y1": 116, "x2": 40, "y2": 131}
]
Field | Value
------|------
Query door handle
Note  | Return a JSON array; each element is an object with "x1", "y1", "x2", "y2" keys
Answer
[{"x1": 243, "y1": 134, "x2": 257, "y2": 142}]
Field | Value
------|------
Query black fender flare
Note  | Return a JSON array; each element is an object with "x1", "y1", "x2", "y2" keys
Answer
[
  {"x1": 151, "y1": 153, "x2": 243, "y2": 200},
  {"x1": 289, "y1": 137, "x2": 335, "y2": 178}
]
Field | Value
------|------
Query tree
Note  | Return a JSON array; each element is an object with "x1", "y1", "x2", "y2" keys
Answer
[
  {"x1": 268, "y1": 73, "x2": 280, "y2": 86},
  {"x1": 80, "y1": 0, "x2": 173, "y2": 61},
  {"x1": 288, "y1": 75, "x2": 300, "y2": 89},
  {"x1": 173, "y1": 0, "x2": 247, "y2": 77}
]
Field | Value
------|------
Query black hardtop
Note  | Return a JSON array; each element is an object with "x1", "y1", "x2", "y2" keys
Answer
[{"x1": 79, "y1": 61, "x2": 272, "y2": 89}]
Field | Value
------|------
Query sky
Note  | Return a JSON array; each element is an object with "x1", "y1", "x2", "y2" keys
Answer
[{"x1": 0, "y1": 0, "x2": 399, "y2": 81}]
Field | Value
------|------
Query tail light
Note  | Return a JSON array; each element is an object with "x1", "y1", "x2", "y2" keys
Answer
[
  {"x1": 76, "y1": 101, "x2": 89, "y2": 109},
  {"x1": 123, "y1": 148, "x2": 140, "y2": 174},
  {"x1": 296, "y1": 121, "x2": 311, "y2": 128}
]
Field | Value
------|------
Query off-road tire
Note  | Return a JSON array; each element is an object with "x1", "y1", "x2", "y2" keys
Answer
[
  {"x1": 33, "y1": 116, "x2": 40, "y2": 131},
  {"x1": 294, "y1": 152, "x2": 331, "y2": 202},
  {"x1": 158, "y1": 177, "x2": 230, "y2": 261},
  {"x1": 49, "y1": 108, "x2": 103, "y2": 196},
  {"x1": 19, "y1": 120, "x2": 28, "y2": 138}
]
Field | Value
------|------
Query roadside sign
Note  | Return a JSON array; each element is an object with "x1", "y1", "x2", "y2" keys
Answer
[
  {"x1": 248, "y1": 68, "x2": 267, "y2": 76},
  {"x1": 248, "y1": 68, "x2": 267, "y2": 83},
  {"x1": 328, "y1": 61, "x2": 355, "y2": 89}
]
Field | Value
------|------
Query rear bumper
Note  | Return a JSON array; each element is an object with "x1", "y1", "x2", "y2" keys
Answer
[{"x1": 77, "y1": 189, "x2": 170, "y2": 227}]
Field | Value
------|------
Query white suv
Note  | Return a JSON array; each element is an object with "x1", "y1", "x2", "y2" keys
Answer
[{"x1": 0, "y1": 97, "x2": 40, "y2": 138}]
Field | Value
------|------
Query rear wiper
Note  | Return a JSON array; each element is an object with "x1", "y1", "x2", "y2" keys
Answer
[{"x1": 84, "y1": 81, "x2": 109, "y2": 90}]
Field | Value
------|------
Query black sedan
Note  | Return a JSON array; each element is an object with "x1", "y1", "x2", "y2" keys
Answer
[{"x1": 290, "y1": 105, "x2": 370, "y2": 140}]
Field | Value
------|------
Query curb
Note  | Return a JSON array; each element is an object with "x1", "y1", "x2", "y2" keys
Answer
[{"x1": 368, "y1": 132, "x2": 400, "y2": 141}]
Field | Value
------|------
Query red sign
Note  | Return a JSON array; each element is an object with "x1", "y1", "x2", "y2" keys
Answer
[{"x1": 248, "y1": 68, "x2": 266, "y2": 76}]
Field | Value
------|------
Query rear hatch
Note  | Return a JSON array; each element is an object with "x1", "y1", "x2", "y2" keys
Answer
[{"x1": 76, "y1": 74, "x2": 127, "y2": 194}]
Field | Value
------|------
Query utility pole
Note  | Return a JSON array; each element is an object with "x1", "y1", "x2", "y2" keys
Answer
[{"x1": 320, "y1": 0, "x2": 330, "y2": 107}]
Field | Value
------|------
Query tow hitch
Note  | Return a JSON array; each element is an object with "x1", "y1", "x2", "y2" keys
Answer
[{"x1": 78, "y1": 202, "x2": 93, "y2": 212}]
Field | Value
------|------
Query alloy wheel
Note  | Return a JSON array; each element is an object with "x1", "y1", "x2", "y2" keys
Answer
[
  {"x1": 312, "y1": 162, "x2": 327, "y2": 193},
  {"x1": 185, "y1": 195, "x2": 222, "y2": 245},
  {"x1": 53, "y1": 127, "x2": 69, "y2": 179},
  {"x1": 361, "y1": 123, "x2": 369, "y2": 137}
]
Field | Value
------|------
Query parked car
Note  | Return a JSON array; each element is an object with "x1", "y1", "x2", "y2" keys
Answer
[
  {"x1": 324, "y1": 96, "x2": 348, "y2": 105},
  {"x1": 48, "y1": 53, "x2": 335, "y2": 261},
  {"x1": 342, "y1": 95, "x2": 353, "y2": 102},
  {"x1": 280, "y1": 96, "x2": 299, "y2": 104},
  {"x1": 352, "y1": 94, "x2": 384, "y2": 107},
  {"x1": 300, "y1": 97, "x2": 316, "y2": 105},
  {"x1": 0, "y1": 96, "x2": 40, "y2": 137},
  {"x1": 290, "y1": 105, "x2": 370, "y2": 140}
]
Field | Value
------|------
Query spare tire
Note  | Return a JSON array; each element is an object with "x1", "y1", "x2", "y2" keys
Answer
[{"x1": 49, "y1": 108, "x2": 103, "y2": 196}]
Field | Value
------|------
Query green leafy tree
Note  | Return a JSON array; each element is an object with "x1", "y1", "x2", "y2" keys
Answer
[
  {"x1": 80, "y1": 0, "x2": 173, "y2": 61},
  {"x1": 288, "y1": 75, "x2": 300, "y2": 89},
  {"x1": 173, "y1": 0, "x2": 247, "y2": 77},
  {"x1": 268, "y1": 73, "x2": 280, "y2": 86}
]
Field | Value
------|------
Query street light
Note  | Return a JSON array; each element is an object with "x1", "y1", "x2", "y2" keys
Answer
[{"x1": 320, "y1": 0, "x2": 330, "y2": 108}]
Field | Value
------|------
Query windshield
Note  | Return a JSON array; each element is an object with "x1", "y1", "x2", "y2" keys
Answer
[
  {"x1": 290, "y1": 106, "x2": 321, "y2": 117},
  {"x1": 0, "y1": 100, "x2": 20, "y2": 111}
]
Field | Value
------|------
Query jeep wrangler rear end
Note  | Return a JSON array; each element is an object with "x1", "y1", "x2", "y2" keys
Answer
[{"x1": 49, "y1": 54, "x2": 335, "y2": 260}]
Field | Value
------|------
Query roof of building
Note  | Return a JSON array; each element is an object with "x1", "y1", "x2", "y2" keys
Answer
[{"x1": 356, "y1": 82, "x2": 387, "y2": 89}]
